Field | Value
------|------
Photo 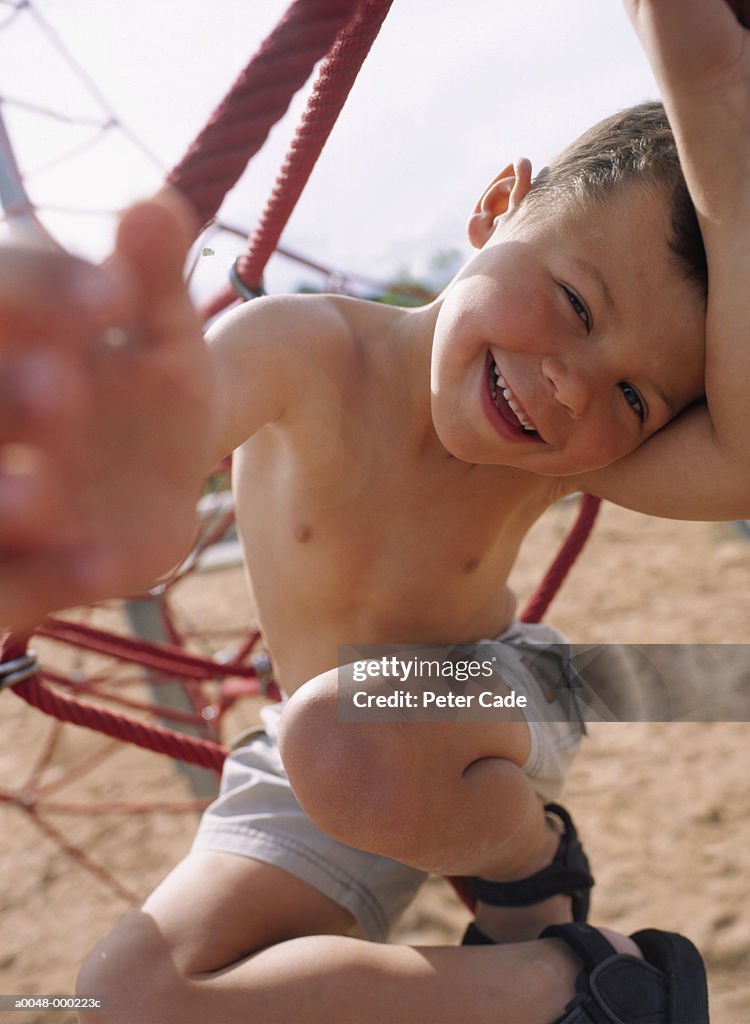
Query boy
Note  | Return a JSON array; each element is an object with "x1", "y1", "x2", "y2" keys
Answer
[{"x1": 1, "y1": 0, "x2": 748, "y2": 1020}]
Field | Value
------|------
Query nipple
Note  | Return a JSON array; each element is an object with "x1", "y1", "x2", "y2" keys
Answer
[{"x1": 294, "y1": 523, "x2": 312, "y2": 543}]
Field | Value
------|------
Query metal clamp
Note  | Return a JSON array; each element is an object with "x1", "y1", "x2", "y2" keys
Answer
[
  {"x1": 229, "y1": 258, "x2": 265, "y2": 302},
  {"x1": 250, "y1": 650, "x2": 273, "y2": 679},
  {"x1": 0, "y1": 651, "x2": 39, "y2": 691}
]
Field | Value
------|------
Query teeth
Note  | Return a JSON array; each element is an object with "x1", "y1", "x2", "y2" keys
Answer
[
  {"x1": 507, "y1": 395, "x2": 534, "y2": 430},
  {"x1": 490, "y1": 364, "x2": 537, "y2": 432}
]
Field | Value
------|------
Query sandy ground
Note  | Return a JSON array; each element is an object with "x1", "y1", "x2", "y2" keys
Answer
[{"x1": 1, "y1": 499, "x2": 749, "y2": 1023}]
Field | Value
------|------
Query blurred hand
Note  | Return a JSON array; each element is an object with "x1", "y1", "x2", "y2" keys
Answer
[{"x1": 0, "y1": 194, "x2": 216, "y2": 631}]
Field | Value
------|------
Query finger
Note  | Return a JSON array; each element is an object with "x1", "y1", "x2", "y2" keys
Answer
[
  {"x1": 109, "y1": 192, "x2": 201, "y2": 350},
  {"x1": 113, "y1": 191, "x2": 196, "y2": 305}
]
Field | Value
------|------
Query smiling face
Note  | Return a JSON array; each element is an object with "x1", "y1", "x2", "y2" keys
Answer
[{"x1": 430, "y1": 176, "x2": 706, "y2": 477}]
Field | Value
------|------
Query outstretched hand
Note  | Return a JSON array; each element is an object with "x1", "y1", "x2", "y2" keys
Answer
[{"x1": 0, "y1": 195, "x2": 216, "y2": 632}]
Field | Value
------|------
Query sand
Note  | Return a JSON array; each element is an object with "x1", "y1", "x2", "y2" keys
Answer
[{"x1": 1, "y1": 499, "x2": 748, "y2": 1023}]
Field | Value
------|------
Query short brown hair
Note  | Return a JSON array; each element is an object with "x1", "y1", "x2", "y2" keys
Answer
[{"x1": 525, "y1": 101, "x2": 707, "y2": 297}]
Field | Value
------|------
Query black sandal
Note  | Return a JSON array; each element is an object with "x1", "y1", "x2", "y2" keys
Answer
[
  {"x1": 542, "y1": 922, "x2": 709, "y2": 1023},
  {"x1": 461, "y1": 803, "x2": 594, "y2": 946}
]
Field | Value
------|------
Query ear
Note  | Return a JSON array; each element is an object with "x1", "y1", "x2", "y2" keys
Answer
[{"x1": 467, "y1": 158, "x2": 533, "y2": 249}]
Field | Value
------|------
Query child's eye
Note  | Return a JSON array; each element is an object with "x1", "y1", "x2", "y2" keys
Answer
[
  {"x1": 619, "y1": 382, "x2": 645, "y2": 421},
  {"x1": 562, "y1": 285, "x2": 591, "y2": 331}
]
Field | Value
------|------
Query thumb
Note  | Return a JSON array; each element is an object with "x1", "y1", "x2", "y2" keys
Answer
[{"x1": 111, "y1": 188, "x2": 198, "y2": 306}]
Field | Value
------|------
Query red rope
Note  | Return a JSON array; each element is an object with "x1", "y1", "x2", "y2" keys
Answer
[
  {"x1": 200, "y1": 0, "x2": 395, "y2": 319},
  {"x1": 40, "y1": 669, "x2": 218, "y2": 728},
  {"x1": 37, "y1": 616, "x2": 260, "y2": 682},
  {"x1": 0, "y1": 629, "x2": 31, "y2": 666},
  {"x1": 166, "y1": 0, "x2": 363, "y2": 231},
  {"x1": 11, "y1": 672, "x2": 228, "y2": 772},
  {"x1": 520, "y1": 494, "x2": 601, "y2": 624}
]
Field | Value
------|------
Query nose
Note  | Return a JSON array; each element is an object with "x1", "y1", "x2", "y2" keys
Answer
[{"x1": 541, "y1": 355, "x2": 593, "y2": 420}]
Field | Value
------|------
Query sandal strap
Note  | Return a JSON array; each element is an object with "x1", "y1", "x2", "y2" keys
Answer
[
  {"x1": 540, "y1": 924, "x2": 709, "y2": 1024},
  {"x1": 541, "y1": 922, "x2": 617, "y2": 970},
  {"x1": 472, "y1": 804, "x2": 594, "y2": 922}
]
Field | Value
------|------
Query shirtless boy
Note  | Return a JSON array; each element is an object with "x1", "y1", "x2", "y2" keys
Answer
[{"x1": 2, "y1": 1, "x2": 748, "y2": 1021}]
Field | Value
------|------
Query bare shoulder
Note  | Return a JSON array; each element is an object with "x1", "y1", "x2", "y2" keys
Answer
[
  {"x1": 207, "y1": 291, "x2": 357, "y2": 361},
  {"x1": 207, "y1": 292, "x2": 367, "y2": 458}
]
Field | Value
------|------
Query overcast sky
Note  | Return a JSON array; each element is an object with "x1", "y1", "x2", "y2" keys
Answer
[{"x1": 0, "y1": 0, "x2": 660, "y2": 298}]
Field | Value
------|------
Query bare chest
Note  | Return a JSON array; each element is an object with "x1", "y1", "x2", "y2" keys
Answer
[{"x1": 232, "y1": 407, "x2": 549, "y2": 676}]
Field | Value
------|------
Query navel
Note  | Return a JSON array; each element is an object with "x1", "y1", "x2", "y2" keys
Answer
[
  {"x1": 462, "y1": 556, "x2": 480, "y2": 574},
  {"x1": 294, "y1": 523, "x2": 312, "y2": 543}
]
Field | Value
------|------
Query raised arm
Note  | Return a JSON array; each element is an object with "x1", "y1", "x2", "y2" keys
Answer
[{"x1": 572, "y1": 0, "x2": 750, "y2": 520}]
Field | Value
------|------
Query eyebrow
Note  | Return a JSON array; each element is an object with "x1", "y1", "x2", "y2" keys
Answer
[{"x1": 570, "y1": 256, "x2": 616, "y2": 313}]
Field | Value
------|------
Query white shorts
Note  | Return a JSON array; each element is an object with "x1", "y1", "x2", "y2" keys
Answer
[{"x1": 192, "y1": 621, "x2": 584, "y2": 940}]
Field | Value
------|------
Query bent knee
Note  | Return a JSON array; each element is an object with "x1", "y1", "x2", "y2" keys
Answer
[
  {"x1": 278, "y1": 671, "x2": 466, "y2": 866},
  {"x1": 76, "y1": 910, "x2": 193, "y2": 1024},
  {"x1": 278, "y1": 671, "x2": 420, "y2": 858},
  {"x1": 278, "y1": 672, "x2": 544, "y2": 873}
]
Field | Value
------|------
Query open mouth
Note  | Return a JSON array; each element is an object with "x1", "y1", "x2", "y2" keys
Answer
[{"x1": 486, "y1": 353, "x2": 540, "y2": 438}]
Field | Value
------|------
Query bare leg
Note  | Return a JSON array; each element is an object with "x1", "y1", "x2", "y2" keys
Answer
[
  {"x1": 473, "y1": 810, "x2": 580, "y2": 943},
  {"x1": 76, "y1": 846, "x2": 641, "y2": 1024},
  {"x1": 201, "y1": 931, "x2": 638, "y2": 1024},
  {"x1": 76, "y1": 851, "x2": 355, "y2": 1024},
  {"x1": 279, "y1": 669, "x2": 587, "y2": 943},
  {"x1": 147, "y1": 935, "x2": 583, "y2": 1024},
  {"x1": 78, "y1": 903, "x2": 617, "y2": 1024},
  {"x1": 279, "y1": 669, "x2": 565, "y2": 880}
]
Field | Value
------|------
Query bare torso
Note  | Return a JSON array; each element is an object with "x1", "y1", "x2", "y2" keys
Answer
[{"x1": 229, "y1": 295, "x2": 561, "y2": 690}]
